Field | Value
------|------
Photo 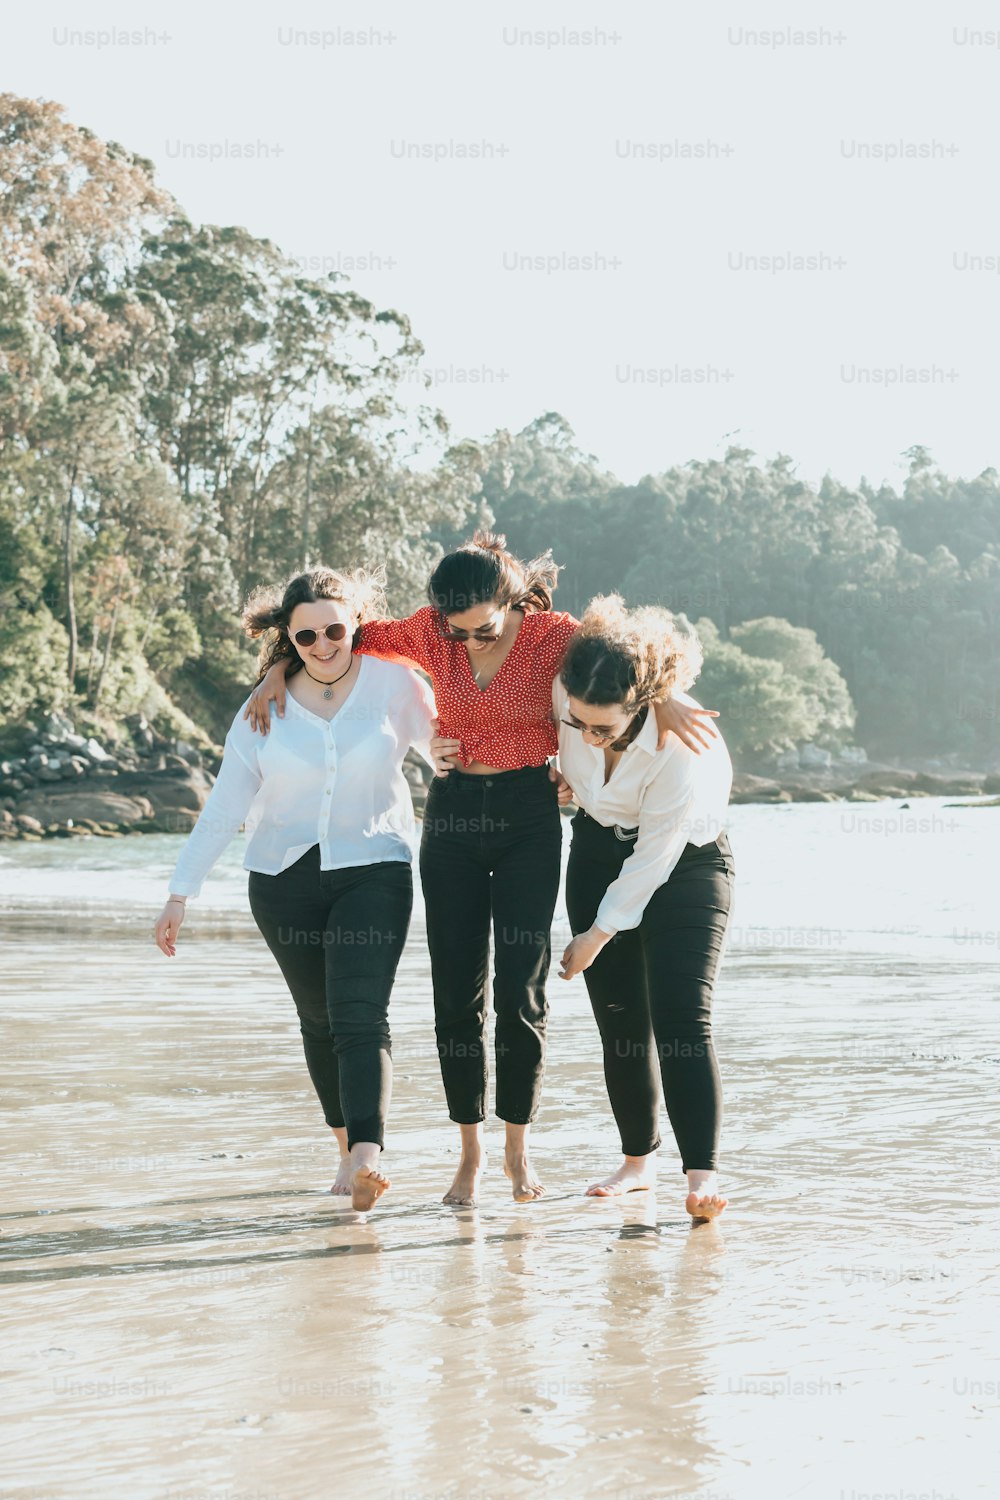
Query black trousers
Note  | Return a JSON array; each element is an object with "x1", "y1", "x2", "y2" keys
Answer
[
  {"x1": 248, "y1": 846, "x2": 413, "y2": 1151},
  {"x1": 418, "y1": 764, "x2": 563, "y2": 1124},
  {"x1": 565, "y1": 811, "x2": 735, "y2": 1172}
]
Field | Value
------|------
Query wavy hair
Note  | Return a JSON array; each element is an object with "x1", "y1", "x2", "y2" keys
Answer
[
  {"x1": 559, "y1": 594, "x2": 703, "y2": 713},
  {"x1": 242, "y1": 566, "x2": 387, "y2": 684},
  {"x1": 427, "y1": 530, "x2": 559, "y2": 616}
]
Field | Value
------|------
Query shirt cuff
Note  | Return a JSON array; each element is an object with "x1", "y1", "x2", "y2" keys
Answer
[{"x1": 593, "y1": 903, "x2": 622, "y2": 939}]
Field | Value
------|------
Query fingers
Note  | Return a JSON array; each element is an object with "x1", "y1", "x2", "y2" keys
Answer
[{"x1": 154, "y1": 921, "x2": 176, "y2": 957}]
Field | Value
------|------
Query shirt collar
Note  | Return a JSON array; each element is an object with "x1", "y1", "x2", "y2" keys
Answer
[{"x1": 627, "y1": 705, "x2": 660, "y2": 757}]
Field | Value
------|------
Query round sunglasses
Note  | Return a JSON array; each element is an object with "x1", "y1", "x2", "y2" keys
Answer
[{"x1": 291, "y1": 623, "x2": 350, "y2": 648}]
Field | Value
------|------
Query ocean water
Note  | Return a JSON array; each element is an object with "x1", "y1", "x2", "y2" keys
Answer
[
  {"x1": 1, "y1": 798, "x2": 995, "y2": 959},
  {"x1": 1, "y1": 801, "x2": 996, "y2": 1500}
]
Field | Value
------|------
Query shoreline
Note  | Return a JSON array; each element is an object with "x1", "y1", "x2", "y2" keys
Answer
[{"x1": 4, "y1": 711, "x2": 999, "y2": 841}]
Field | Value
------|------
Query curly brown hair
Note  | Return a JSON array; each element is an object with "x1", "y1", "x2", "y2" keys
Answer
[
  {"x1": 242, "y1": 566, "x2": 387, "y2": 685},
  {"x1": 560, "y1": 594, "x2": 703, "y2": 712}
]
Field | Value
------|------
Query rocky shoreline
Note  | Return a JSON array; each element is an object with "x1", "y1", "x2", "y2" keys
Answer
[
  {"x1": 2, "y1": 715, "x2": 997, "y2": 844},
  {"x1": 0, "y1": 711, "x2": 435, "y2": 843},
  {"x1": 730, "y1": 767, "x2": 1000, "y2": 805}
]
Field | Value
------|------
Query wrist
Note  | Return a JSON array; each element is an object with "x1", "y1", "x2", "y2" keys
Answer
[{"x1": 167, "y1": 895, "x2": 187, "y2": 906}]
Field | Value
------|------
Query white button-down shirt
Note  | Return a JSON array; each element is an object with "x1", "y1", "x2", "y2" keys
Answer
[
  {"x1": 169, "y1": 657, "x2": 436, "y2": 898},
  {"x1": 553, "y1": 677, "x2": 733, "y2": 936}
]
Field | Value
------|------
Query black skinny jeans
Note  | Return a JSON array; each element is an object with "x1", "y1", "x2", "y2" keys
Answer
[
  {"x1": 565, "y1": 811, "x2": 735, "y2": 1172},
  {"x1": 248, "y1": 846, "x2": 413, "y2": 1151},
  {"x1": 418, "y1": 764, "x2": 563, "y2": 1125}
]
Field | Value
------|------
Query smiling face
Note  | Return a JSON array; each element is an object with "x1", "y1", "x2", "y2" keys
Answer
[
  {"x1": 442, "y1": 600, "x2": 508, "y2": 653},
  {"x1": 564, "y1": 694, "x2": 636, "y2": 747},
  {"x1": 287, "y1": 598, "x2": 357, "y2": 678}
]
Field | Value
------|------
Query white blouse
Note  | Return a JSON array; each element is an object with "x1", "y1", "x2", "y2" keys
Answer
[
  {"x1": 553, "y1": 677, "x2": 733, "y2": 936},
  {"x1": 169, "y1": 656, "x2": 437, "y2": 898}
]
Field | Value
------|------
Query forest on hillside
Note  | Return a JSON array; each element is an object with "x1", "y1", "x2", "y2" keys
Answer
[{"x1": 2, "y1": 95, "x2": 998, "y2": 766}]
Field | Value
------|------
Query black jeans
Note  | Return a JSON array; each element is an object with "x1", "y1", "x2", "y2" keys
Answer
[
  {"x1": 418, "y1": 764, "x2": 563, "y2": 1125},
  {"x1": 565, "y1": 811, "x2": 735, "y2": 1172},
  {"x1": 248, "y1": 846, "x2": 413, "y2": 1151}
]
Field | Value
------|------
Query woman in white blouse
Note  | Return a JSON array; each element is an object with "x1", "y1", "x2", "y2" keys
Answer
[
  {"x1": 554, "y1": 596, "x2": 735, "y2": 1223},
  {"x1": 153, "y1": 567, "x2": 436, "y2": 1212}
]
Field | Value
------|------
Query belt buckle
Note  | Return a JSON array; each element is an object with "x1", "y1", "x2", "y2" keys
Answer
[{"x1": 613, "y1": 823, "x2": 638, "y2": 842}]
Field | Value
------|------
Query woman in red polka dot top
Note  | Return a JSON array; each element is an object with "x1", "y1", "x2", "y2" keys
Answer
[{"x1": 246, "y1": 533, "x2": 717, "y2": 1207}]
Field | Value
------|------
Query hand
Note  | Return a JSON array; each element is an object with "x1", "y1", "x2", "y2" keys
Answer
[
  {"x1": 244, "y1": 659, "x2": 290, "y2": 736},
  {"x1": 559, "y1": 926, "x2": 612, "y2": 981},
  {"x1": 429, "y1": 717, "x2": 462, "y2": 777},
  {"x1": 652, "y1": 697, "x2": 720, "y2": 754},
  {"x1": 548, "y1": 763, "x2": 575, "y2": 806},
  {"x1": 154, "y1": 898, "x2": 187, "y2": 957}
]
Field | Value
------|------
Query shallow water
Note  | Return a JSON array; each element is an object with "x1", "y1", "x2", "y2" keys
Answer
[{"x1": 1, "y1": 803, "x2": 997, "y2": 1499}]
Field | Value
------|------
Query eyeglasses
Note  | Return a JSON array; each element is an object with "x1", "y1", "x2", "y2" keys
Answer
[
  {"x1": 291, "y1": 623, "x2": 350, "y2": 648},
  {"x1": 560, "y1": 716, "x2": 625, "y2": 746},
  {"x1": 437, "y1": 608, "x2": 507, "y2": 643}
]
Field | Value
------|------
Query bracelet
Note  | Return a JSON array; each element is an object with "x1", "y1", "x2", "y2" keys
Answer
[{"x1": 166, "y1": 896, "x2": 187, "y2": 905}]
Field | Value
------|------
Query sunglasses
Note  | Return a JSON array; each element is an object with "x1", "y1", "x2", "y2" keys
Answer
[
  {"x1": 437, "y1": 609, "x2": 507, "y2": 643},
  {"x1": 560, "y1": 716, "x2": 622, "y2": 745},
  {"x1": 291, "y1": 623, "x2": 350, "y2": 648}
]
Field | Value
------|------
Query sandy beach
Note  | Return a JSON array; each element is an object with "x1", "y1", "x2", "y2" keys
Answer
[{"x1": 1, "y1": 803, "x2": 997, "y2": 1500}]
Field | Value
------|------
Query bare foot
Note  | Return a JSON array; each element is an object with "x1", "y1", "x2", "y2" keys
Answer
[
  {"x1": 686, "y1": 1171, "x2": 727, "y2": 1223},
  {"x1": 443, "y1": 1153, "x2": 486, "y2": 1207},
  {"x1": 504, "y1": 1150, "x2": 544, "y2": 1203},
  {"x1": 330, "y1": 1158, "x2": 353, "y2": 1196},
  {"x1": 352, "y1": 1165, "x2": 391, "y2": 1212},
  {"x1": 586, "y1": 1155, "x2": 657, "y2": 1197}
]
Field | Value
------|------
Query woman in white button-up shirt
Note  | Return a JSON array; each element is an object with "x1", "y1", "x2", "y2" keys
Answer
[
  {"x1": 554, "y1": 595, "x2": 735, "y2": 1224},
  {"x1": 153, "y1": 567, "x2": 436, "y2": 1212}
]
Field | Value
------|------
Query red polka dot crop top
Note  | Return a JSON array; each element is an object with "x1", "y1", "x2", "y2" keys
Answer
[{"x1": 356, "y1": 606, "x2": 579, "y2": 769}]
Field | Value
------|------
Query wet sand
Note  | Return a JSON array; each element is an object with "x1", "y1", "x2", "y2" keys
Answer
[{"x1": 2, "y1": 810, "x2": 998, "y2": 1499}]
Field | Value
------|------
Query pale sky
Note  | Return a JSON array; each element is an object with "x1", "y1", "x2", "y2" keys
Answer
[{"x1": 11, "y1": 0, "x2": 1000, "y2": 489}]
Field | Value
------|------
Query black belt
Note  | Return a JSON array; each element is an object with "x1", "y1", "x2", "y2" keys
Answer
[{"x1": 577, "y1": 807, "x2": 638, "y2": 841}]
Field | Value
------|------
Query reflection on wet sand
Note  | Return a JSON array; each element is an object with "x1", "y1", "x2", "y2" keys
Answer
[{"x1": 2, "y1": 845, "x2": 999, "y2": 1499}]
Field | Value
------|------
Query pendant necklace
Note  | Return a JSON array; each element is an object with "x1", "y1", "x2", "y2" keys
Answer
[{"x1": 303, "y1": 658, "x2": 354, "y2": 700}]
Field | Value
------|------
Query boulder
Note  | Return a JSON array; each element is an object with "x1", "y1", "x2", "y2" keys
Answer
[
  {"x1": 82, "y1": 737, "x2": 110, "y2": 763},
  {"x1": 731, "y1": 773, "x2": 783, "y2": 804},
  {"x1": 15, "y1": 789, "x2": 155, "y2": 828},
  {"x1": 15, "y1": 814, "x2": 45, "y2": 834},
  {"x1": 909, "y1": 772, "x2": 984, "y2": 796},
  {"x1": 150, "y1": 807, "x2": 201, "y2": 834},
  {"x1": 42, "y1": 712, "x2": 77, "y2": 742},
  {"x1": 110, "y1": 767, "x2": 215, "y2": 819}
]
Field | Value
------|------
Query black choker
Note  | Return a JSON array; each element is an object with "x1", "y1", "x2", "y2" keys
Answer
[{"x1": 303, "y1": 658, "x2": 354, "y2": 700}]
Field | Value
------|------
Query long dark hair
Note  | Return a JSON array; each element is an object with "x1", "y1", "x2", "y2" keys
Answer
[
  {"x1": 427, "y1": 530, "x2": 559, "y2": 616},
  {"x1": 242, "y1": 566, "x2": 387, "y2": 685}
]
